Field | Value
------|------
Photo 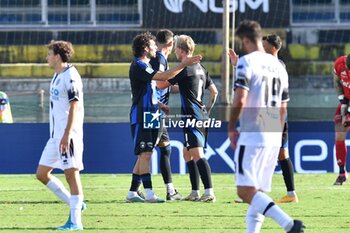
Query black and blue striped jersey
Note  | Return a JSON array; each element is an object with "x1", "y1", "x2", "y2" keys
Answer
[
  {"x1": 129, "y1": 58, "x2": 158, "y2": 125},
  {"x1": 150, "y1": 51, "x2": 171, "y2": 105}
]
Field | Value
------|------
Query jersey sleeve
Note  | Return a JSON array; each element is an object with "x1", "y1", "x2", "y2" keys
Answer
[
  {"x1": 202, "y1": 65, "x2": 213, "y2": 89},
  {"x1": 66, "y1": 69, "x2": 83, "y2": 102},
  {"x1": 135, "y1": 60, "x2": 157, "y2": 82},
  {"x1": 280, "y1": 67, "x2": 290, "y2": 102},
  {"x1": 168, "y1": 69, "x2": 186, "y2": 85},
  {"x1": 150, "y1": 56, "x2": 161, "y2": 72},
  {"x1": 234, "y1": 57, "x2": 251, "y2": 91}
]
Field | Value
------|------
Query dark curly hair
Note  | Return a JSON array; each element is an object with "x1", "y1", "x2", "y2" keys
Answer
[
  {"x1": 47, "y1": 40, "x2": 75, "y2": 62},
  {"x1": 132, "y1": 32, "x2": 156, "y2": 57}
]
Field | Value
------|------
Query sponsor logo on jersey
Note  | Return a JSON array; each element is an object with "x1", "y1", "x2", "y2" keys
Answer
[{"x1": 51, "y1": 87, "x2": 59, "y2": 101}]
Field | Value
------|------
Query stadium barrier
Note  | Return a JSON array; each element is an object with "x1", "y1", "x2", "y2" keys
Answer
[{"x1": 0, "y1": 121, "x2": 344, "y2": 174}]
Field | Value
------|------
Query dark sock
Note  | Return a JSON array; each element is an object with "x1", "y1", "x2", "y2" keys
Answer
[
  {"x1": 280, "y1": 158, "x2": 295, "y2": 192},
  {"x1": 160, "y1": 145, "x2": 172, "y2": 184},
  {"x1": 141, "y1": 173, "x2": 152, "y2": 189},
  {"x1": 186, "y1": 160, "x2": 200, "y2": 190},
  {"x1": 129, "y1": 173, "x2": 142, "y2": 192},
  {"x1": 339, "y1": 165, "x2": 346, "y2": 174},
  {"x1": 196, "y1": 158, "x2": 213, "y2": 189}
]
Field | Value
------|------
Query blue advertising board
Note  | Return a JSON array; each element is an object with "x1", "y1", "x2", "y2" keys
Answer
[{"x1": 0, "y1": 122, "x2": 345, "y2": 174}]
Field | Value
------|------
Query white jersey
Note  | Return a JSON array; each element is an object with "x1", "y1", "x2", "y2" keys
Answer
[
  {"x1": 235, "y1": 51, "x2": 289, "y2": 147},
  {"x1": 49, "y1": 65, "x2": 84, "y2": 140}
]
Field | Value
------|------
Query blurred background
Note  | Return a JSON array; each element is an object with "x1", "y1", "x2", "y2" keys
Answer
[{"x1": 0, "y1": 0, "x2": 345, "y2": 122}]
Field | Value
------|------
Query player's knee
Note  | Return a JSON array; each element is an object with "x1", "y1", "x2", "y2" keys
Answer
[{"x1": 237, "y1": 187, "x2": 257, "y2": 204}]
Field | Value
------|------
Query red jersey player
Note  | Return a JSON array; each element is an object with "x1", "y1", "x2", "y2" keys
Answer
[{"x1": 333, "y1": 54, "x2": 350, "y2": 185}]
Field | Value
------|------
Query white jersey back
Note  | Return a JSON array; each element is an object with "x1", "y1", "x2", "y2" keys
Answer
[
  {"x1": 49, "y1": 65, "x2": 84, "y2": 140},
  {"x1": 234, "y1": 51, "x2": 289, "y2": 147}
]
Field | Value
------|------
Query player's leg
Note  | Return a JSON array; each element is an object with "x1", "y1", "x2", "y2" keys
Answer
[
  {"x1": 126, "y1": 123, "x2": 145, "y2": 202},
  {"x1": 334, "y1": 104, "x2": 348, "y2": 185},
  {"x1": 186, "y1": 128, "x2": 215, "y2": 202},
  {"x1": 36, "y1": 138, "x2": 70, "y2": 205},
  {"x1": 56, "y1": 138, "x2": 84, "y2": 230},
  {"x1": 235, "y1": 145, "x2": 304, "y2": 232},
  {"x1": 183, "y1": 147, "x2": 200, "y2": 201},
  {"x1": 158, "y1": 128, "x2": 181, "y2": 200},
  {"x1": 137, "y1": 127, "x2": 164, "y2": 203},
  {"x1": 189, "y1": 147, "x2": 215, "y2": 202},
  {"x1": 62, "y1": 168, "x2": 84, "y2": 230},
  {"x1": 138, "y1": 151, "x2": 164, "y2": 203},
  {"x1": 277, "y1": 122, "x2": 298, "y2": 203}
]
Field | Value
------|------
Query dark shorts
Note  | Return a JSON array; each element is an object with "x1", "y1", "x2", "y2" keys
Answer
[
  {"x1": 281, "y1": 121, "x2": 288, "y2": 149},
  {"x1": 183, "y1": 126, "x2": 208, "y2": 150},
  {"x1": 131, "y1": 123, "x2": 160, "y2": 155}
]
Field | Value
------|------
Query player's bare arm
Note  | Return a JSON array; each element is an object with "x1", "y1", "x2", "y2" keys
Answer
[
  {"x1": 60, "y1": 100, "x2": 79, "y2": 153},
  {"x1": 228, "y1": 88, "x2": 248, "y2": 149},
  {"x1": 156, "y1": 80, "x2": 172, "y2": 90},
  {"x1": 152, "y1": 55, "x2": 202, "y2": 81},
  {"x1": 206, "y1": 84, "x2": 218, "y2": 115},
  {"x1": 158, "y1": 101, "x2": 170, "y2": 115}
]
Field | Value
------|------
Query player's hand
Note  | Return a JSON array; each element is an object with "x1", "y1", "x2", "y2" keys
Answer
[
  {"x1": 182, "y1": 55, "x2": 202, "y2": 66},
  {"x1": 228, "y1": 129, "x2": 240, "y2": 150},
  {"x1": 159, "y1": 102, "x2": 170, "y2": 115},
  {"x1": 60, "y1": 131, "x2": 70, "y2": 154},
  {"x1": 228, "y1": 48, "x2": 239, "y2": 67}
]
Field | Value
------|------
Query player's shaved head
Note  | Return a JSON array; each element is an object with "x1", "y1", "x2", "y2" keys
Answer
[
  {"x1": 156, "y1": 29, "x2": 174, "y2": 45},
  {"x1": 47, "y1": 40, "x2": 74, "y2": 62},
  {"x1": 235, "y1": 20, "x2": 262, "y2": 44},
  {"x1": 132, "y1": 32, "x2": 156, "y2": 57},
  {"x1": 346, "y1": 54, "x2": 350, "y2": 70}
]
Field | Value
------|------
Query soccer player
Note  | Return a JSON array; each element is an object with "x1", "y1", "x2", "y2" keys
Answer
[
  {"x1": 333, "y1": 54, "x2": 350, "y2": 185},
  {"x1": 262, "y1": 34, "x2": 298, "y2": 203},
  {"x1": 228, "y1": 20, "x2": 305, "y2": 232},
  {"x1": 36, "y1": 40, "x2": 85, "y2": 230},
  {"x1": 157, "y1": 35, "x2": 218, "y2": 202},
  {"x1": 149, "y1": 29, "x2": 182, "y2": 201},
  {"x1": 126, "y1": 32, "x2": 201, "y2": 203},
  {"x1": 0, "y1": 91, "x2": 13, "y2": 123}
]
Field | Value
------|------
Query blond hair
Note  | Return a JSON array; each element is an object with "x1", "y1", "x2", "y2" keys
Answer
[{"x1": 175, "y1": 35, "x2": 195, "y2": 55}]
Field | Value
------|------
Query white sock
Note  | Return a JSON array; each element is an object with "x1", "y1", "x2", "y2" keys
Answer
[
  {"x1": 127, "y1": 191, "x2": 138, "y2": 198},
  {"x1": 166, "y1": 183, "x2": 175, "y2": 195},
  {"x1": 204, "y1": 188, "x2": 214, "y2": 196},
  {"x1": 191, "y1": 190, "x2": 200, "y2": 196},
  {"x1": 145, "y1": 188, "x2": 155, "y2": 199},
  {"x1": 251, "y1": 192, "x2": 294, "y2": 231},
  {"x1": 246, "y1": 204, "x2": 265, "y2": 233},
  {"x1": 70, "y1": 195, "x2": 84, "y2": 226},
  {"x1": 287, "y1": 191, "x2": 296, "y2": 197},
  {"x1": 46, "y1": 176, "x2": 70, "y2": 205}
]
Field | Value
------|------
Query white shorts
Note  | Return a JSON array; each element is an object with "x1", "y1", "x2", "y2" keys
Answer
[
  {"x1": 234, "y1": 144, "x2": 279, "y2": 192},
  {"x1": 39, "y1": 138, "x2": 84, "y2": 171}
]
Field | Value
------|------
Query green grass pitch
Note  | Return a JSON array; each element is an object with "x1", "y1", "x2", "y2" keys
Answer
[{"x1": 0, "y1": 173, "x2": 349, "y2": 232}]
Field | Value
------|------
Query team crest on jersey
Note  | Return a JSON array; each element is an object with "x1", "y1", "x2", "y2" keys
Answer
[
  {"x1": 140, "y1": 141, "x2": 146, "y2": 149},
  {"x1": 145, "y1": 67, "x2": 154, "y2": 74}
]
